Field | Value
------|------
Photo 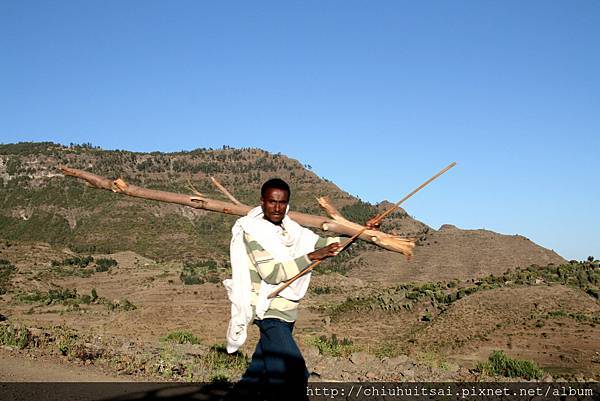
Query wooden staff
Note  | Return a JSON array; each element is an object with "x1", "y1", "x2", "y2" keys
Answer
[{"x1": 267, "y1": 162, "x2": 457, "y2": 299}]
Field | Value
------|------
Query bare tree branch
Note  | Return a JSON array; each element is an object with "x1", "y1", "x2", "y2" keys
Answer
[
  {"x1": 59, "y1": 166, "x2": 415, "y2": 257},
  {"x1": 210, "y1": 176, "x2": 244, "y2": 205}
]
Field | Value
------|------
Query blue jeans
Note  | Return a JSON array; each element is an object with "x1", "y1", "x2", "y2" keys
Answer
[{"x1": 241, "y1": 318, "x2": 309, "y2": 392}]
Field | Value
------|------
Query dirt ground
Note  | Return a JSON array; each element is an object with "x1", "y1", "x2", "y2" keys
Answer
[
  {"x1": 1, "y1": 242, "x2": 598, "y2": 381},
  {"x1": 0, "y1": 347, "x2": 134, "y2": 381}
]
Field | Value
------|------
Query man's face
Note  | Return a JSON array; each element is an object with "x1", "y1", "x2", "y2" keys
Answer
[{"x1": 261, "y1": 188, "x2": 289, "y2": 225}]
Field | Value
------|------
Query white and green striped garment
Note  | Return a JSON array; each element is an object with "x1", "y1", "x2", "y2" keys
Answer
[{"x1": 244, "y1": 232, "x2": 340, "y2": 322}]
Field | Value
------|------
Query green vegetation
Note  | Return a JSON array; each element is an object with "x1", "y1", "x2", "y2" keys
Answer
[
  {"x1": 310, "y1": 286, "x2": 332, "y2": 295},
  {"x1": 15, "y1": 288, "x2": 79, "y2": 304},
  {"x1": 0, "y1": 323, "x2": 29, "y2": 349},
  {"x1": 372, "y1": 342, "x2": 404, "y2": 359},
  {"x1": 309, "y1": 334, "x2": 355, "y2": 357},
  {"x1": 0, "y1": 259, "x2": 16, "y2": 295},
  {"x1": 161, "y1": 330, "x2": 200, "y2": 345},
  {"x1": 105, "y1": 298, "x2": 137, "y2": 311},
  {"x1": 180, "y1": 259, "x2": 222, "y2": 285},
  {"x1": 52, "y1": 255, "x2": 94, "y2": 268},
  {"x1": 0, "y1": 142, "x2": 357, "y2": 261},
  {"x1": 476, "y1": 350, "x2": 544, "y2": 380},
  {"x1": 47, "y1": 256, "x2": 118, "y2": 276},
  {"x1": 13, "y1": 287, "x2": 136, "y2": 313},
  {"x1": 95, "y1": 257, "x2": 118, "y2": 272},
  {"x1": 340, "y1": 201, "x2": 379, "y2": 225},
  {"x1": 546, "y1": 310, "x2": 600, "y2": 325},
  {"x1": 157, "y1": 342, "x2": 248, "y2": 382},
  {"x1": 203, "y1": 344, "x2": 249, "y2": 382},
  {"x1": 323, "y1": 261, "x2": 600, "y2": 319}
]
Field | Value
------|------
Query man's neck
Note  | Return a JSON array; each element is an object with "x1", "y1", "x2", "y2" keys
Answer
[{"x1": 263, "y1": 216, "x2": 283, "y2": 226}]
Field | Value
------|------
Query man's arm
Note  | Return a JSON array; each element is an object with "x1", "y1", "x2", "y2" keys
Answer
[{"x1": 244, "y1": 234, "x2": 341, "y2": 285}]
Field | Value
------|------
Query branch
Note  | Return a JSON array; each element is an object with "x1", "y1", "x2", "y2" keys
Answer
[
  {"x1": 59, "y1": 167, "x2": 415, "y2": 256},
  {"x1": 210, "y1": 176, "x2": 243, "y2": 205}
]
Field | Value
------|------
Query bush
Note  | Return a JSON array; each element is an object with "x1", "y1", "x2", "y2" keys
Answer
[
  {"x1": 0, "y1": 259, "x2": 16, "y2": 295},
  {"x1": 161, "y1": 330, "x2": 200, "y2": 345},
  {"x1": 180, "y1": 259, "x2": 221, "y2": 285},
  {"x1": 63, "y1": 256, "x2": 94, "y2": 268},
  {"x1": 203, "y1": 343, "x2": 248, "y2": 382},
  {"x1": 0, "y1": 324, "x2": 29, "y2": 349},
  {"x1": 477, "y1": 350, "x2": 544, "y2": 380},
  {"x1": 309, "y1": 334, "x2": 354, "y2": 357},
  {"x1": 106, "y1": 298, "x2": 137, "y2": 311},
  {"x1": 311, "y1": 286, "x2": 332, "y2": 295},
  {"x1": 96, "y1": 258, "x2": 118, "y2": 270}
]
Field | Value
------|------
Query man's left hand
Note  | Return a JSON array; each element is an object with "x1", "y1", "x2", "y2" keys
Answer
[{"x1": 307, "y1": 243, "x2": 342, "y2": 261}]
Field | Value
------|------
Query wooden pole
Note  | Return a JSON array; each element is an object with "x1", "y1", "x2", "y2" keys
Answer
[{"x1": 267, "y1": 162, "x2": 457, "y2": 299}]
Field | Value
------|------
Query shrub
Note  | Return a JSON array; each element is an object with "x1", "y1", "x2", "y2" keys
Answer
[
  {"x1": 421, "y1": 311, "x2": 433, "y2": 321},
  {"x1": 106, "y1": 298, "x2": 137, "y2": 311},
  {"x1": 203, "y1": 343, "x2": 248, "y2": 382},
  {"x1": 477, "y1": 350, "x2": 544, "y2": 380},
  {"x1": 0, "y1": 324, "x2": 29, "y2": 349},
  {"x1": 311, "y1": 286, "x2": 332, "y2": 295},
  {"x1": 586, "y1": 288, "x2": 599, "y2": 299},
  {"x1": 309, "y1": 334, "x2": 354, "y2": 357},
  {"x1": 0, "y1": 259, "x2": 16, "y2": 295},
  {"x1": 161, "y1": 330, "x2": 200, "y2": 345},
  {"x1": 62, "y1": 256, "x2": 94, "y2": 268},
  {"x1": 180, "y1": 259, "x2": 221, "y2": 285},
  {"x1": 96, "y1": 258, "x2": 118, "y2": 270}
]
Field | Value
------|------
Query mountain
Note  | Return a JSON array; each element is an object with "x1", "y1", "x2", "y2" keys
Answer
[{"x1": 0, "y1": 142, "x2": 565, "y2": 281}]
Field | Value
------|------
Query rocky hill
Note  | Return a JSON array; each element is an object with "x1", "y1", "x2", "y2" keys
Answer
[
  {"x1": 0, "y1": 142, "x2": 564, "y2": 282},
  {"x1": 2, "y1": 142, "x2": 597, "y2": 383}
]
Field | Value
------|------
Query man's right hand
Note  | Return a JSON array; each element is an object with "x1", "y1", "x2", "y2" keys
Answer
[{"x1": 307, "y1": 243, "x2": 342, "y2": 261}]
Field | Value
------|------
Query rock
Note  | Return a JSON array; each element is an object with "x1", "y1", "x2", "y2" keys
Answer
[
  {"x1": 340, "y1": 371, "x2": 351, "y2": 380},
  {"x1": 304, "y1": 346, "x2": 321, "y2": 361},
  {"x1": 444, "y1": 362, "x2": 460, "y2": 372},
  {"x1": 349, "y1": 352, "x2": 378, "y2": 366},
  {"x1": 402, "y1": 369, "x2": 415, "y2": 380},
  {"x1": 366, "y1": 371, "x2": 377, "y2": 379},
  {"x1": 386, "y1": 354, "x2": 409, "y2": 367},
  {"x1": 28, "y1": 327, "x2": 43, "y2": 337}
]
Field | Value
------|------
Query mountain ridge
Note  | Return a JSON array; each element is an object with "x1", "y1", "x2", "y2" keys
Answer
[{"x1": 0, "y1": 141, "x2": 565, "y2": 281}]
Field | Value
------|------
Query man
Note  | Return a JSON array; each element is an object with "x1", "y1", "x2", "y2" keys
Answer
[{"x1": 224, "y1": 178, "x2": 341, "y2": 398}]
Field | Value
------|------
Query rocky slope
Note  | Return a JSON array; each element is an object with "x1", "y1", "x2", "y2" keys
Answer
[{"x1": 0, "y1": 142, "x2": 564, "y2": 281}]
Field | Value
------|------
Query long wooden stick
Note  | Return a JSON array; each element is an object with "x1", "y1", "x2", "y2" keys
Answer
[
  {"x1": 267, "y1": 162, "x2": 457, "y2": 299},
  {"x1": 59, "y1": 166, "x2": 416, "y2": 255}
]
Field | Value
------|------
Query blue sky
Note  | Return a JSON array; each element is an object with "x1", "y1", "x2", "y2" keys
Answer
[{"x1": 1, "y1": 1, "x2": 598, "y2": 260}]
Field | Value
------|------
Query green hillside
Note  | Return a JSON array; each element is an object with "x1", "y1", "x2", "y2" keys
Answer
[{"x1": 0, "y1": 142, "x2": 424, "y2": 263}]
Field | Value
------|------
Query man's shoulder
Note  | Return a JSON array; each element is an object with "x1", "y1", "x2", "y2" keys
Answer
[{"x1": 242, "y1": 232, "x2": 264, "y2": 251}]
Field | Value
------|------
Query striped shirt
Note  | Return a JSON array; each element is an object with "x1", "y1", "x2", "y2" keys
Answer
[{"x1": 244, "y1": 232, "x2": 340, "y2": 322}]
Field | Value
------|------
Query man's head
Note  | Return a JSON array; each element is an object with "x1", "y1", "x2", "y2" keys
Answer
[{"x1": 260, "y1": 178, "x2": 290, "y2": 225}]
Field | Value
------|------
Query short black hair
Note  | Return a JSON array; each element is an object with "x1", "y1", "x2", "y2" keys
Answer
[{"x1": 261, "y1": 178, "x2": 291, "y2": 198}]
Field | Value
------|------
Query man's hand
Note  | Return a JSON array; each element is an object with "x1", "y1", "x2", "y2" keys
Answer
[{"x1": 307, "y1": 243, "x2": 342, "y2": 261}]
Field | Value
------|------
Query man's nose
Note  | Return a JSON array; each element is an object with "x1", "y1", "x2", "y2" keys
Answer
[{"x1": 275, "y1": 202, "x2": 284, "y2": 212}]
